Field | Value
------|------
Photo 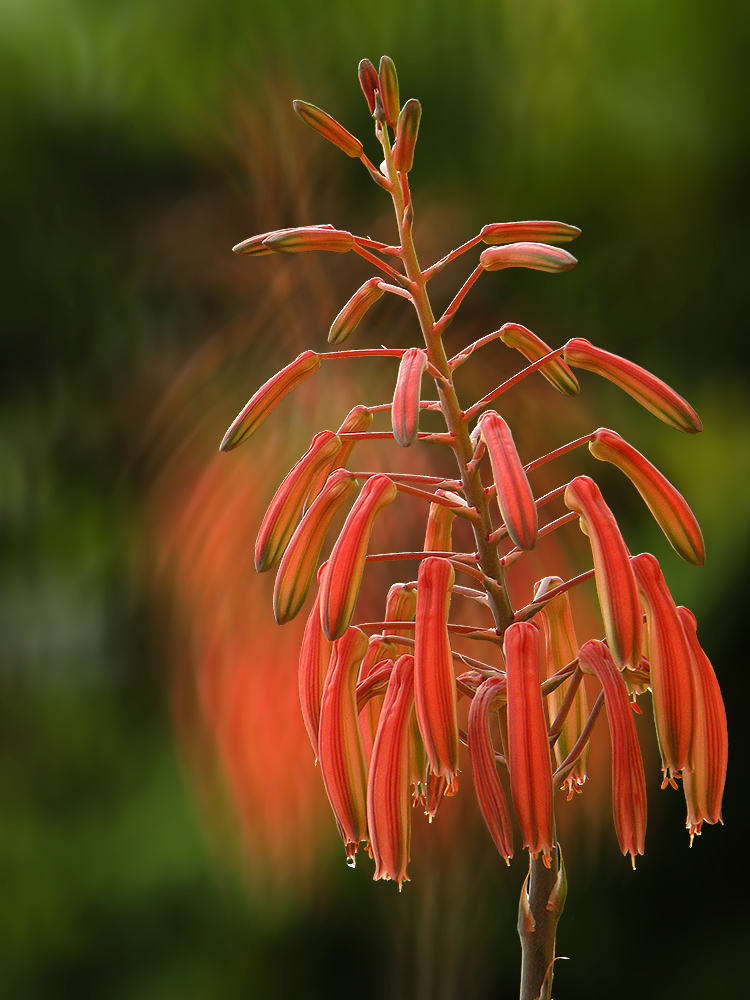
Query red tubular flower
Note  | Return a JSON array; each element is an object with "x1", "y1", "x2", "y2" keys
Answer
[
  {"x1": 414, "y1": 557, "x2": 459, "y2": 783},
  {"x1": 220, "y1": 350, "x2": 321, "y2": 451},
  {"x1": 578, "y1": 641, "x2": 647, "y2": 866},
  {"x1": 677, "y1": 607, "x2": 728, "y2": 842},
  {"x1": 423, "y1": 499, "x2": 456, "y2": 553},
  {"x1": 564, "y1": 476, "x2": 641, "y2": 670},
  {"x1": 383, "y1": 583, "x2": 418, "y2": 652},
  {"x1": 321, "y1": 475, "x2": 398, "y2": 640},
  {"x1": 589, "y1": 428, "x2": 705, "y2": 566},
  {"x1": 328, "y1": 278, "x2": 384, "y2": 345},
  {"x1": 480, "y1": 221, "x2": 581, "y2": 244},
  {"x1": 367, "y1": 654, "x2": 416, "y2": 887},
  {"x1": 393, "y1": 98, "x2": 422, "y2": 173},
  {"x1": 478, "y1": 410, "x2": 538, "y2": 551},
  {"x1": 255, "y1": 431, "x2": 343, "y2": 572},
  {"x1": 536, "y1": 577, "x2": 588, "y2": 794},
  {"x1": 631, "y1": 552, "x2": 695, "y2": 780},
  {"x1": 263, "y1": 226, "x2": 355, "y2": 253},
  {"x1": 564, "y1": 338, "x2": 702, "y2": 434},
  {"x1": 499, "y1": 323, "x2": 580, "y2": 396},
  {"x1": 480, "y1": 242, "x2": 577, "y2": 273},
  {"x1": 292, "y1": 100, "x2": 364, "y2": 157},
  {"x1": 273, "y1": 468, "x2": 358, "y2": 625},
  {"x1": 468, "y1": 676, "x2": 514, "y2": 863},
  {"x1": 504, "y1": 622, "x2": 555, "y2": 863},
  {"x1": 357, "y1": 639, "x2": 396, "y2": 764},
  {"x1": 378, "y1": 55, "x2": 400, "y2": 128},
  {"x1": 298, "y1": 578, "x2": 333, "y2": 761},
  {"x1": 318, "y1": 626, "x2": 371, "y2": 863},
  {"x1": 391, "y1": 347, "x2": 428, "y2": 447}
]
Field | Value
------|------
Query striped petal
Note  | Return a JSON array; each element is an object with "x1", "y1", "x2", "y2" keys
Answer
[
  {"x1": 468, "y1": 676, "x2": 514, "y2": 863},
  {"x1": 414, "y1": 556, "x2": 459, "y2": 783},
  {"x1": 220, "y1": 350, "x2": 321, "y2": 450},
  {"x1": 499, "y1": 322, "x2": 579, "y2": 396},
  {"x1": 589, "y1": 428, "x2": 704, "y2": 566},
  {"x1": 578, "y1": 640, "x2": 647, "y2": 865},
  {"x1": 322, "y1": 475, "x2": 398, "y2": 640},
  {"x1": 631, "y1": 553, "x2": 695, "y2": 779},
  {"x1": 564, "y1": 339, "x2": 702, "y2": 434},
  {"x1": 480, "y1": 242, "x2": 577, "y2": 273},
  {"x1": 504, "y1": 622, "x2": 555, "y2": 862},
  {"x1": 392, "y1": 347, "x2": 428, "y2": 447},
  {"x1": 478, "y1": 410, "x2": 537, "y2": 550},
  {"x1": 564, "y1": 476, "x2": 641, "y2": 669},
  {"x1": 292, "y1": 100, "x2": 363, "y2": 157}
]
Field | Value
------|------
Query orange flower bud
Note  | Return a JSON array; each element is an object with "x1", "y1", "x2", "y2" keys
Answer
[
  {"x1": 424, "y1": 499, "x2": 456, "y2": 553},
  {"x1": 305, "y1": 405, "x2": 373, "y2": 509},
  {"x1": 578, "y1": 641, "x2": 647, "y2": 866},
  {"x1": 393, "y1": 98, "x2": 422, "y2": 173},
  {"x1": 384, "y1": 583, "x2": 418, "y2": 652},
  {"x1": 298, "y1": 578, "x2": 333, "y2": 760},
  {"x1": 504, "y1": 622, "x2": 555, "y2": 863},
  {"x1": 589, "y1": 428, "x2": 705, "y2": 566},
  {"x1": 255, "y1": 431, "x2": 343, "y2": 572},
  {"x1": 318, "y1": 626, "x2": 370, "y2": 863},
  {"x1": 220, "y1": 350, "x2": 321, "y2": 451},
  {"x1": 414, "y1": 557, "x2": 459, "y2": 783},
  {"x1": 631, "y1": 553, "x2": 695, "y2": 779},
  {"x1": 478, "y1": 410, "x2": 538, "y2": 551},
  {"x1": 536, "y1": 578, "x2": 588, "y2": 793},
  {"x1": 677, "y1": 607, "x2": 728, "y2": 842},
  {"x1": 273, "y1": 468, "x2": 359, "y2": 625},
  {"x1": 263, "y1": 226, "x2": 355, "y2": 253},
  {"x1": 378, "y1": 55, "x2": 400, "y2": 128},
  {"x1": 392, "y1": 347, "x2": 428, "y2": 447},
  {"x1": 564, "y1": 476, "x2": 641, "y2": 670},
  {"x1": 328, "y1": 277, "x2": 384, "y2": 345},
  {"x1": 322, "y1": 475, "x2": 398, "y2": 640},
  {"x1": 480, "y1": 242, "x2": 577, "y2": 273},
  {"x1": 468, "y1": 676, "x2": 514, "y2": 863},
  {"x1": 564, "y1": 338, "x2": 703, "y2": 434},
  {"x1": 292, "y1": 100, "x2": 364, "y2": 157},
  {"x1": 367, "y1": 654, "x2": 416, "y2": 887},
  {"x1": 499, "y1": 322, "x2": 579, "y2": 396},
  {"x1": 481, "y1": 221, "x2": 581, "y2": 245},
  {"x1": 232, "y1": 224, "x2": 337, "y2": 255},
  {"x1": 358, "y1": 58, "x2": 379, "y2": 116}
]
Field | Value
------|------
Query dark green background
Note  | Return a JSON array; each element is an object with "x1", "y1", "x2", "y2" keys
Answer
[{"x1": 3, "y1": 1, "x2": 748, "y2": 996}]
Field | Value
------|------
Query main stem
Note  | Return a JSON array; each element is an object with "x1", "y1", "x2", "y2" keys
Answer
[{"x1": 379, "y1": 128, "x2": 565, "y2": 998}]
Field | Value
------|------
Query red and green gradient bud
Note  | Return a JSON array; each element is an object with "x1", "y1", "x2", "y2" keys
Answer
[
  {"x1": 564, "y1": 339, "x2": 702, "y2": 434},
  {"x1": 468, "y1": 676, "x2": 514, "y2": 864},
  {"x1": 478, "y1": 410, "x2": 538, "y2": 551},
  {"x1": 480, "y1": 242, "x2": 577, "y2": 273},
  {"x1": 298, "y1": 576, "x2": 333, "y2": 760},
  {"x1": 499, "y1": 323, "x2": 580, "y2": 396},
  {"x1": 318, "y1": 626, "x2": 371, "y2": 863},
  {"x1": 377, "y1": 56, "x2": 400, "y2": 128},
  {"x1": 328, "y1": 278, "x2": 384, "y2": 345},
  {"x1": 292, "y1": 100, "x2": 364, "y2": 157},
  {"x1": 273, "y1": 468, "x2": 358, "y2": 625},
  {"x1": 578, "y1": 641, "x2": 647, "y2": 866},
  {"x1": 677, "y1": 607, "x2": 728, "y2": 842},
  {"x1": 391, "y1": 348, "x2": 428, "y2": 447},
  {"x1": 255, "y1": 431, "x2": 343, "y2": 572},
  {"x1": 393, "y1": 98, "x2": 422, "y2": 173},
  {"x1": 504, "y1": 622, "x2": 555, "y2": 863},
  {"x1": 220, "y1": 350, "x2": 321, "y2": 451},
  {"x1": 481, "y1": 221, "x2": 581, "y2": 245},
  {"x1": 358, "y1": 58, "x2": 379, "y2": 116},
  {"x1": 564, "y1": 476, "x2": 641, "y2": 670},
  {"x1": 414, "y1": 557, "x2": 459, "y2": 784},
  {"x1": 589, "y1": 428, "x2": 705, "y2": 566},
  {"x1": 424, "y1": 499, "x2": 456, "y2": 553},
  {"x1": 322, "y1": 475, "x2": 398, "y2": 640},
  {"x1": 536, "y1": 577, "x2": 589, "y2": 793},
  {"x1": 631, "y1": 553, "x2": 695, "y2": 780},
  {"x1": 263, "y1": 225, "x2": 355, "y2": 253},
  {"x1": 367, "y1": 654, "x2": 416, "y2": 888}
]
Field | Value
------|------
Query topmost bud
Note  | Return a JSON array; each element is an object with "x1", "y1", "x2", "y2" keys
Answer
[
  {"x1": 378, "y1": 56, "x2": 400, "y2": 128},
  {"x1": 358, "y1": 58, "x2": 379, "y2": 116}
]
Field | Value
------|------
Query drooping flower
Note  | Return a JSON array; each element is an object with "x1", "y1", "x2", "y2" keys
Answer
[
  {"x1": 468, "y1": 675, "x2": 514, "y2": 863},
  {"x1": 478, "y1": 410, "x2": 538, "y2": 550},
  {"x1": 298, "y1": 574, "x2": 333, "y2": 760}
]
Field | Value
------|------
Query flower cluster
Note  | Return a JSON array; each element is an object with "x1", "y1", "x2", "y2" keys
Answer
[{"x1": 223, "y1": 57, "x2": 727, "y2": 888}]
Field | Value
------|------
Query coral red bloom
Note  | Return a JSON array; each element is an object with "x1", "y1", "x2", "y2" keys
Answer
[
  {"x1": 478, "y1": 410, "x2": 538, "y2": 551},
  {"x1": 504, "y1": 622, "x2": 555, "y2": 863},
  {"x1": 318, "y1": 626, "x2": 371, "y2": 863},
  {"x1": 468, "y1": 675, "x2": 514, "y2": 863},
  {"x1": 631, "y1": 552, "x2": 695, "y2": 780},
  {"x1": 391, "y1": 347, "x2": 428, "y2": 447},
  {"x1": 414, "y1": 556, "x2": 459, "y2": 783},
  {"x1": 564, "y1": 476, "x2": 641, "y2": 669},
  {"x1": 578, "y1": 641, "x2": 647, "y2": 866}
]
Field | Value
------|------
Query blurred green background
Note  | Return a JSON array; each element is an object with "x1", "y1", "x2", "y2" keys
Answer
[{"x1": 2, "y1": 1, "x2": 749, "y2": 997}]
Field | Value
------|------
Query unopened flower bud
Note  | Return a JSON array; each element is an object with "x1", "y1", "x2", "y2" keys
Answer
[
  {"x1": 378, "y1": 56, "x2": 400, "y2": 128},
  {"x1": 480, "y1": 242, "x2": 577, "y2": 273},
  {"x1": 481, "y1": 221, "x2": 581, "y2": 244},
  {"x1": 468, "y1": 676, "x2": 514, "y2": 863},
  {"x1": 358, "y1": 58, "x2": 379, "y2": 115},
  {"x1": 478, "y1": 410, "x2": 538, "y2": 551},
  {"x1": 392, "y1": 347, "x2": 428, "y2": 447},
  {"x1": 499, "y1": 323, "x2": 579, "y2": 396},
  {"x1": 263, "y1": 226, "x2": 354, "y2": 253},
  {"x1": 329, "y1": 277, "x2": 384, "y2": 345},
  {"x1": 292, "y1": 100, "x2": 364, "y2": 157},
  {"x1": 393, "y1": 99, "x2": 422, "y2": 173}
]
